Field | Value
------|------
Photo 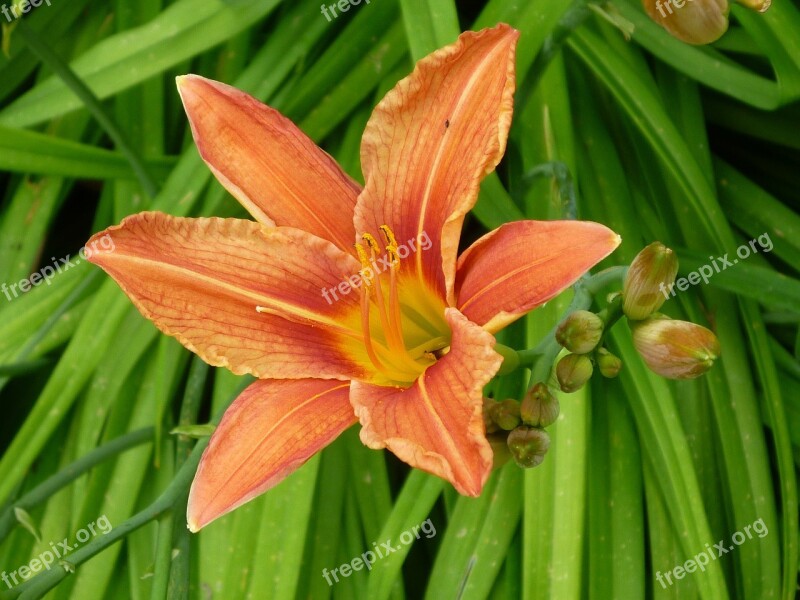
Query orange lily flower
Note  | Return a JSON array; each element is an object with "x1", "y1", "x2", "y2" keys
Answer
[{"x1": 87, "y1": 24, "x2": 620, "y2": 532}]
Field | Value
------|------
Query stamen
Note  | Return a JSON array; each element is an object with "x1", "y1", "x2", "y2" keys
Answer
[
  {"x1": 379, "y1": 225, "x2": 399, "y2": 248},
  {"x1": 359, "y1": 286, "x2": 400, "y2": 379},
  {"x1": 362, "y1": 233, "x2": 381, "y2": 254},
  {"x1": 387, "y1": 262, "x2": 404, "y2": 344},
  {"x1": 356, "y1": 226, "x2": 429, "y2": 380},
  {"x1": 362, "y1": 236, "x2": 405, "y2": 359},
  {"x1": 355, "y1": 243, "x2": 374, "y2": 286}
]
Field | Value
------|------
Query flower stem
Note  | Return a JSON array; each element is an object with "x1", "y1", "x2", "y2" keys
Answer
[
  {"x1": 521, "y1": 267, "x2": 628, "y2": 386},
  {"x1": 13, "y1": 439, "x2": 207, "y2": 600},
  {"x1": 0, "y1": 427, "x2": 154, "y2": 544}
]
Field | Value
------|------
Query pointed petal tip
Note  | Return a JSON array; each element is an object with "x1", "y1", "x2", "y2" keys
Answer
[
  {"x1": 175, "y1": 74, "x2": 211, "y2": 107},
  {"x1": 186, "y1": 517, "x2": 201, "y2": 534},
  {"x1": 185, "y1": 379, "x2": 355, "y2": 532},
  {"x1": 186, "y1": 493, "x2": 210, "y2": 533}
]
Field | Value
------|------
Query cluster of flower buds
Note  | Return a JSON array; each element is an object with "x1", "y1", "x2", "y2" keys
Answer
[
  {"x1": 484, "y1": 383, "x2": 559, "y2": 469},
  {"x1": 642, "y1": 0, "x2": 770, "y2": 45},
  {"x1": 622, "y1": 242, "x2": 721, "y2": 379},
  {"x1": 553, "y1": 309, "x2": 623, "y2": 394}
]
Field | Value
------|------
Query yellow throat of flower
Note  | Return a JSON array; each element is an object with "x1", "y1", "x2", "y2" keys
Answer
[{"x1": 355, "y1": 226, "x2": 448, "y2": 386}]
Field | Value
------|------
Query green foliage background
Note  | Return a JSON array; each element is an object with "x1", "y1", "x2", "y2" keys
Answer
[{"x1": 0, "y1": 0, "x2": 798, "y2": 598}]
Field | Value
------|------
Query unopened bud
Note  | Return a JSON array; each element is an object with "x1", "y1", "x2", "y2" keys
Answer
[
  {"x1": 490, "y1": 399, "x2": 521, "y2": 431},
  {"x1": 734, "y1": 0, "x2": 770, "y2": 12},
  {"x1": 556, "y1": 353, "x2": 594, "y2": 393},
  {"x1": 632, "y1": 316, "x2": 720, "y2": 379},
  {"x1": 642, "y1": 0, "x2": 729, "y2": 45},
  {"x1": 623, "y1": 242, "x2": 679, "y2": 320},
  {"x1": 520, "y1": 383, "x2": 560, "y2": 427},
  {"x1": 487, "y1": 432, "x2": 513, "y2": 469},
  {"x1": 556, "y1": 310, "x2": 604, "y2": 354},
  {"x1": 596, "y1": 347, "x2": 623, "y2": 378},
  {"x1": 507, "y1": 426, "x2": 550, "y2": 468}
]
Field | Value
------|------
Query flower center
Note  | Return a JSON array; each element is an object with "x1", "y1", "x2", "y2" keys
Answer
[{"x1": 355, "y1": 226, "x2": 448, "y2": 385}]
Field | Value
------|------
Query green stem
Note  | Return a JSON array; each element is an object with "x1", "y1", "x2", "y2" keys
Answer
[
  {"x1": 497, "y1": 267, "x2": 628, "y2": 379},
  {"x1": 148, "y1": 513, "x2": 175, "y2": 600},
  {"x1": 0, "y1": 427, "x2": 154, "y2": 544},
  {"x1": 168, "y1": 358, "x2": 209, "y2": 598},
  {"x1": 176, "y1": 358, "x2": 209, "y2": 465},
  {"x1": 6, "y1": 377, "x2": 251, "y2": 599},
  {"x1": 14, "y1": 19, "x2": 159, "y2": 198},
  {"x1": 11, "y1": 438, "x2": 207, "y2": 600},
  {"x1": 528, "y1": 267, "x2": 627, "y2": 386}
]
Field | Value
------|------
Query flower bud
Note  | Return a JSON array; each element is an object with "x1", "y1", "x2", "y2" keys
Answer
[
  {"x1": 734, "y1": 0, "x2": 770, "y2": 12},
  {"x1": 507, "y1": 426, "x2": 550, "y2": 468},
  {"x1": 556, "y1": 310, "x2": 604, "y2": 354},
  {"x1": 520, "y1": 383, "x2": 560, "y2": 427},
  {"x1": 490, "y1": 399, "x2": 521, "y2": 431},
  {"x1": 642, "y1": 0, "x2": 729, "y2": 45},
  {"x1": 556, "y1": 353, "x2": 594, "y2": 393},
  {"x1": 632, "y1": 316, "x2": 720, "y2": 379},
  {"x1": 596, "y1": 347, "x2": 623, "y2": 378},
  {"x1": 623, "y1": 242, "x2": 679, "y2": 320},
  {"x1": 487, "y1": 432, "x2": 513, "y2": 469}
]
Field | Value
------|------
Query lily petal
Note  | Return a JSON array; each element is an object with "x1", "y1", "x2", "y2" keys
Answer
[
  {"x1": 87, "y1": 212, "x2": 377, "y2": 381},
  {"x1": 350, "y1": 308, "x2": 501, "y2": 496},
  {"x1": 455, "y1": 220, "x2": 621, "y2": 333},
  {"x1": 187, "y1": 378, "x2": 354, "y2": 531},
  {"x1": 354, "y1": 24, "x2": 518, "y2": 304},
  {"x1": 177, "y1": 75, "x2": 361, "y2": 253}
]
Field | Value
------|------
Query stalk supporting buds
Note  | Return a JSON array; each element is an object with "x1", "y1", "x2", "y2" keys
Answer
[
  {"x1": 631, "y1": 316, "x2": 721, "y2": 379},
  {"x1": 507, "y1": 426, "x2": 550, "y2": 468},
  {"x1": 520, "y1": 383, "x2": 560, "y2": 428},
  {"x1": 623, "y1": 242, "x2": 679, "y2": 320},
  {"x1": 556, "y1": 353, "x2": 594, "y2": 393},
  {"x1": 556, "y1": 310, "x2": 604, "y2": 354}
]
